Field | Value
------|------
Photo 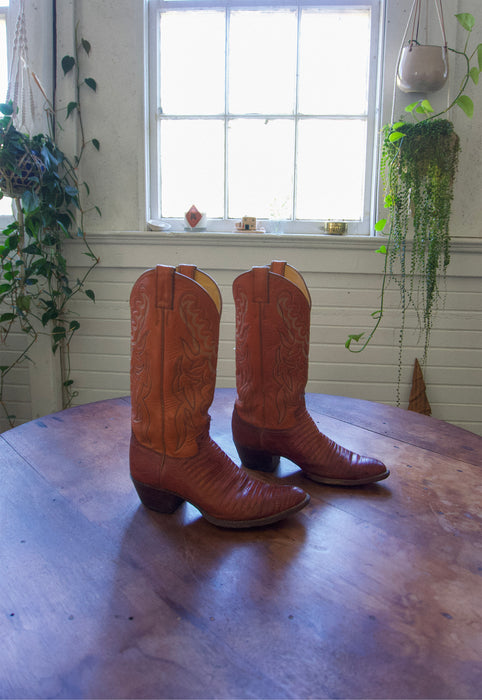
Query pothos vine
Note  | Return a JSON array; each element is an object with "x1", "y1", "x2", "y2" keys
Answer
[{"x1": 0, "y1": 33, "x2": 100, "y2": 428}]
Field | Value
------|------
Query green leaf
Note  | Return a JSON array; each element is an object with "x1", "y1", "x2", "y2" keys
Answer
[
  {"x1": 371, "y1": 310, "x2": 382, "y2": 319},
  {"x1": 66, "y1": 101, "x2": 78, "y2": 119},
  {"x1": 478, "y1": 44, "x2": 482, "y2": 72},
  {"x1": 92, "y1": 138, "x2": 100, "y2": 151},
  {"x1": 69, "y1": 320, "x2": 81, "y2": 332},
  {"x1": 0, "y1": 102, "x2": 13, "y2": 115},
  {"x1": 0, "y1": 312, "x2": 15, "y2": 322},
  {"x1": 21, "y1": 190, "x2": 40, "y2": 213},
  {"x1": 392, "y1": 121, "x2": 404, "y2": 130},
  {"x1": 63, "y1": 379, "x2": 74, "y2": 387},
  {"x1": 419, "y1": 99, "x2": 434, "y2": 113},
  {"x1": 85, "y1": 289, "x2": 96, "y2": 302},
  {"x1": 0, "y1": 283, "x2": 11, "y2": 294},
  {"x1": 384, "y1": 194, "x2": 393, "y2": 208},
  {"x1": 405, "y1": 101, "x2": 419, "y2": 113},
  {"x1": 94, "y1": 206, "x2": 102, "y2": 217},
  {"x1": 16, "y1": 295, "x2": 30, "y2": 312},
  {"x1": 375, "y1": 245, "x2": 387, "y2": 255},
  {"x1": 470, "y1": 67, "x2": 480, "y2": 85},
  {"x1": 85, "y1": 77, "x2": 97, "y2": 91},
  {"x1": 81, "y1": 38, "x2": 91, "y2": 54},
  {"x1": 345, "y1": 333, "x2": 364, "y2": 349},
  {"x1": 52, "y1": 325, "x2": 66, "y2": 340},
  {"x1": 455, "y1": 13, "x2": 475, "y2": 32},
  {"x1": 389, "y1": 131, "x2": 404, "y2": 143},
  {"x1": 374, "y1": 219, "x2": 386, "y2": 232},
  {"x1": 456, "y1": 95, "x2": 474, "y2": 118},
  {"x1": 61, "y1": 55, "x2": 75, "y2": 74}
]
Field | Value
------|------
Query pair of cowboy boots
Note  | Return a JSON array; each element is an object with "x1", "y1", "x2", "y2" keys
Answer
[{"x1": 129, "y1": 262, "x2": 389, "y2": 529}]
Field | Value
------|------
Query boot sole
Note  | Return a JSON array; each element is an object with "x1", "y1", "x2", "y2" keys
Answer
[
  {"x1": 132, "y1": 478, "x2": 310, "y2": 529},
  {"x1": 235, "y1": 443, "x2": 390, "y2": 486},
  {"x1": 303, "y1": 468, "x2": 390, "y2": 487}
]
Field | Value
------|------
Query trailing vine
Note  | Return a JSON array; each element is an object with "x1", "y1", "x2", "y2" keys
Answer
[
  {"x1": 0, "y1": 34, "x2": 100, "y2": 428},
  {"x1": 345, "y1": 12, "x2": 481, "y2": 403}
]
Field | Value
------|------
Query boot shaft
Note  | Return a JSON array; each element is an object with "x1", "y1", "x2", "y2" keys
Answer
[
  {"x1": 130, "y1": 264, "x2": 221, "y2": 457},
  {"x1": 233, "y1": 261, "x2": 311, "y2": 430}
]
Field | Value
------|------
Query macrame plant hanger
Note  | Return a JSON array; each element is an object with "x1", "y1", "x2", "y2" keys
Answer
[{"x1": 6, "y1": 0, "x2": 37, "y2": 132}]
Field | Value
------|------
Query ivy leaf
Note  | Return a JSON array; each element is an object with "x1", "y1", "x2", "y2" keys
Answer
[
  {"x1": 345, "y1": 333, "x2": 364, "y2": 349},
  {"x1": 69, "y1": 320, "x2": 81, "y2": 332},
  {"x1": 85, "y1": 77, "x2": 97, "y2": 92},
  {"x1": 16, "y1": 295, "x2": 30, "y2": 312},
  {"x1": 470, "y1": 67, "x2": 480, "y2": 85},
  {"x1": 384, "y1": 194, "x2": 393, "y2": 207},
  {"x1": 0, "y1": 102, "x2": 13, "y2": 115},
  {"x1": 81, "y1": 38, "x2": 91, "y2": 54},
  {"x1": 405, "y1": 101, "x2": 419, "y2": 113},
  {"x1": 389, "y1": 131, "x2": 404, "y2": 143},
  {"x1": 61, "y1": 55, "x2": 76, "y2": 75},
  {"x1": 66, "y1": 101, "x2": 78, "y2": 119},
  {"x1": 0, "y1": 312, "x2": 16, "y2": 322},
  {"x1": 92, "y1": 138, "x2": 100, "y2": 151},
  {"x1": 478, "y1": 44, "x2": 482, "y2": 72},
  {"x1": 456, "y1": 95, "x2": 474, "y2": 118},
  {"x1": 455, "y1": 13, "x2": 475, "y2": 32},
  {"x1": 21, "y1": 190, "x2": 40, "y2": 213},
  {"x1": 392, "y1": 121, "x2": 404, "y2": 130},
  {"x1": 374, "y1": 219, "x2": 386, "y2": 232},
  {"x1": 416, "y1": 99, "x2": 434, "y2": 114},
  {"x1": 85, "y1": 289, "x2": 96, "y2": 302},
  {"x1": 375, "y1": 245, "x2": 387, "y2": 255},
  {"x1": 371, "y1": 310, "x2": 382, "y2": 319}
]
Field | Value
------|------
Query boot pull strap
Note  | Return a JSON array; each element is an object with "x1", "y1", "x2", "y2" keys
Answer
[
  {"x1": 177, "y1": 264, "x2": 197, "y2": 279},
  {"x1": 252, "y1": 266, "x2": 269, "y2": 303},
  {"x1": 270, "y1": 260, "x2": 286, "y2": 275},
  {"x1": 155, "y1": 265, "x2": 175, "y2": 309}
]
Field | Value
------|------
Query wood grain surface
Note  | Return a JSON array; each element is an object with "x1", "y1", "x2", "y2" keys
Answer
[{"x1": 1, "y1": 389, "x2": 481, "y2": 699}]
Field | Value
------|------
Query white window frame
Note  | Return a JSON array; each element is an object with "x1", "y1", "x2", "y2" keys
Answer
[
  {"x1": 146, "y1": 0, "x2": 385, "y2": 235},
  {"x1": 0, "y1": 2, "x2": 12, "y2": 229}
]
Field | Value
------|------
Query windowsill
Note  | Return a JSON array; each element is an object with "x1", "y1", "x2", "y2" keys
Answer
[{"x1": 78, "y1": 227, "x2": 482, "y2": 254}]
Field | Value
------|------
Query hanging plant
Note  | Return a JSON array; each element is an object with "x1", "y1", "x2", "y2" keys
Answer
[
  {"x1": 346, "y1": 11, "x2": 481, "y2": 403},
  {"x1": 0, "y1": 32, "x2": 100, "y2": 428}
]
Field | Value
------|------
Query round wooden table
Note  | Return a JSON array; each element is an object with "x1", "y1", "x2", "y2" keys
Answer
[{"x1": 1, "y1": 389, "x2": 481, "y2": 699}]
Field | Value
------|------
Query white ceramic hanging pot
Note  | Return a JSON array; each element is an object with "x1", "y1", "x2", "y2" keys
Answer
[{"x1": 397, "y1": 43, "x2": 449, "y2": 93}]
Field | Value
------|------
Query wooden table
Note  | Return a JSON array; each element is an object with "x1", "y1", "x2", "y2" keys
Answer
[{"x1": 1, "y1": 389, "x2": 481, "y2": 699}]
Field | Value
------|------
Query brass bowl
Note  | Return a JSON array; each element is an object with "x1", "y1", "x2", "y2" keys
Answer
[{"x1": 326, "y1": 221, "x2": 347, "y2": 235}]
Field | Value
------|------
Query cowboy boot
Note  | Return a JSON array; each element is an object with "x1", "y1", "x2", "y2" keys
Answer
[
  {"x1": 231, "y1": 261, "x2": 390, "y2": 486},
  {"x1": 130, "y1": 264, "x2": 309, "y2": 528}
]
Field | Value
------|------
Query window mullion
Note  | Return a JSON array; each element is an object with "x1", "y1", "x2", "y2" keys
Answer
[
  {"x1": 292, "y1": 4, "x2": 301, "y2": 221},
  {"x1": 224, "y1": 7, "x2": 230, "y2": 220}
]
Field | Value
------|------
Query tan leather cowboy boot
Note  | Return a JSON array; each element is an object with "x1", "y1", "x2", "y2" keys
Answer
[
  {"x1": 232, "y1": 261, "x2": 390, "y2": 486},
  {"x1": 130, "y1": 264, "x2": 309, "y2": 528}
]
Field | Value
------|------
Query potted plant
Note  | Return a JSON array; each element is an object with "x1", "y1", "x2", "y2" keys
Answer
[
  {"x1": 346, "y1": 12, "x2": 482, "y2": 403},
  {"x1": 0, "y1": 36, "x2": 99, "y2": 428}
]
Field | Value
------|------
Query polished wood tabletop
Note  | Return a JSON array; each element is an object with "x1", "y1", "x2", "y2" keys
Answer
[{"x1": 1, "y1": 389, "x2": 481, "y2": 699}]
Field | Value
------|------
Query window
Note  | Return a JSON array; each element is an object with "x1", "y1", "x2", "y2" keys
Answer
[
  {"x1": 147, "y1": 0, "x2": 384, "y2": 234},
  {"x1": 0, "y1": 1, "x2": 10, "y2": 217}
]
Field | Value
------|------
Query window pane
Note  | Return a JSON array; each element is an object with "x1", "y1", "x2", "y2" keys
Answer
[
  {"x1": 228, "y1": 119, "x2": 294, "y2": 219},
  {"x1": 160, "y1": 120, "x2": 224, "y2": 217},
  {"x1": 296, "y1": 119, "x2": 367, "y2": 220},
  {"x1": 229, "y1": 10, "x2": 297, "y2": 115},
  {"x1": 160, "y1": 11, "x2": 225, "y2": 115},
  {"x1": 298, "y1": 9, "x2": 371, "y2": 115},
  {"x1": 0, "y1": 16, "x2": 10, "y2": 216}
]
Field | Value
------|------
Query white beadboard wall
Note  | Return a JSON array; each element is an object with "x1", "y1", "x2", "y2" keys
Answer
[
  {"x1": 1, "y1": 0, "x2": 481, "y2": 435},
  {"x1": 56, "y1": 233, "x2": 481, "y2": 436}
]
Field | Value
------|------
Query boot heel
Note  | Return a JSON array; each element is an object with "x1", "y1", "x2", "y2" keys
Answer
[
  {"x1": 234, "y1": 443, "x2": 280, "y2": 473},
  {"x1": 132, "y1": 479, "x2": 185, "y2": 514}
]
